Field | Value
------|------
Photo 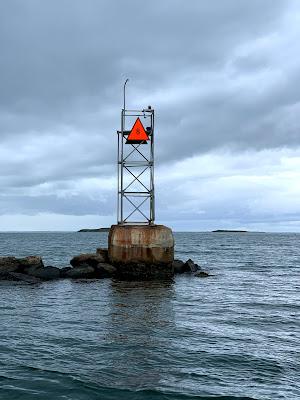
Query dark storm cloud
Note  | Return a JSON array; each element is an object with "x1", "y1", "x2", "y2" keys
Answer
[
  {"x1": 0, "y1": 1, "x2": 290, "y2": 126},
  {"x1": 0, "y1": 0, "x2": 299, "y2": 225}
]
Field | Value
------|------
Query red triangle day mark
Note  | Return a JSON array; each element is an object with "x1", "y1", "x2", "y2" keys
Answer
[{"x1": 127, "y1": 118, "x2": 149, "y2": 141}]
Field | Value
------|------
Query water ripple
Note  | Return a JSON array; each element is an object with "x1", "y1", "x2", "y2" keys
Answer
[{"x1": 0, "y1": 232, "x2": 299, "y2": 399}]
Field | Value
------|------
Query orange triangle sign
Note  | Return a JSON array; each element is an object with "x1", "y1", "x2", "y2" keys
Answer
[{"x1": 127, "y1": 118, "x2": 149, "y2": 141}]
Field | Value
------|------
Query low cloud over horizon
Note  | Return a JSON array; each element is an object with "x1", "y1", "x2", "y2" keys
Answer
[{"x1": 0, "y1": 0, "x2": 300, "y2": 232}]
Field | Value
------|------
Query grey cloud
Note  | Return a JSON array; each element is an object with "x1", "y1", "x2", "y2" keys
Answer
[
  {"x1": 0, "y1": 0, "x2": 288, "y2": 112},
  {"x1": 0, "y1": 0, "x2": 299, "y2": 229},
  {"x1": 0, "y1": 193, "x2": 114, "y2": 216}
]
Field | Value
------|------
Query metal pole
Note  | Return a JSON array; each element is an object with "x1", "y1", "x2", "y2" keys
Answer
[
  {"x1": 120, "y1": 109, "x2": 124, "y2": 224},
  {"x1": 117, "y1": 128, "x2": 120, "y2": 223},
  {"x1": 123, "y1": 78, "x2": 129, "y2": 112},
  {"x1": 151, "y1": 110, "x2": 155, "y2": 223},
  {"x1": 120, "y1": 79, "x2": 128, "y2": 224}
]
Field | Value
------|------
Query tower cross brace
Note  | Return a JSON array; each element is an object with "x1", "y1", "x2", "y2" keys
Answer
[{"x1": 117, "y1": 107, "x2": 155, "y2": 225}]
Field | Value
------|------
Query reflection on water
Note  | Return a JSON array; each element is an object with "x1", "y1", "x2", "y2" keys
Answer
[{"x1": 103, "y1": 280, "x2": 176, "y2": 389}]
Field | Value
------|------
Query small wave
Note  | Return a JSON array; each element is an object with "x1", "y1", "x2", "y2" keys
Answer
[{"x1": 0, "y1": 372, "x2": 258, "y2": 400}]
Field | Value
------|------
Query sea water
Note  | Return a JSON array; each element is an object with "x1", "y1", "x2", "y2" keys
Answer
[{"x1": 0, "y1": 232, "x2": 299, "y2": 399}]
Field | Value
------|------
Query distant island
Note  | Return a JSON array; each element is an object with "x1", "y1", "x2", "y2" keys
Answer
[
  {"x1": 212, "y1": 229, "x2": 248, "y2": 233},
  {"x1": 78, "y1": 228, "x2": 110, "y2": 232}
]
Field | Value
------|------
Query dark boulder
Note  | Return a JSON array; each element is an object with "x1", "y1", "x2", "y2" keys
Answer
[
  {"x1": 172, "y1": 258, "x2": 203, "y2": 274},
  {"x1": 96, "y1": 248, "x2": 109, "y2": 262},
  {"x1": 65, "y1": 265, "x2": 95, "y2": 279},
  {"x1": 18, "y1": 256, "x2": 44, "y2": 272},
  {"x1": 59, "y1": 266, "x2": 72, "y2": 278},
  {"x1": 194, "y1": 270, "x2": 211, "y2": 278},
  {"x1": 27, "y1": 266, "x2": 60, "y2": 280},
  {"x1": 94, "y1": 262, "x2": 117, "y2": 278},
  {"x1": 24, "y1": 264, "x2": 43, "y2": 276},
  {"x1": 172, "y1": 259, "x2": 185, "y2": 274},
  {"x1": 0, "y1": 257, "x2": 20, "y2": 273},
  {"x1": 64, "y1": 261, "x2": 116, "y2": 279},
  {"x1": 8, "y1": 272, "x2": 42, "y2": 284},
  {"x1": 0, "y1": 271, "x2": 16, "y2": 280},
  {"x1": 70, "y1": 253, "x2": 106, "y2": 268},
  {"x1": 0, "y1": 256, "x2": 44, "y2": 275},
  {"x1": 183, "y1": 259, "x2": 201, "y2": 273}
]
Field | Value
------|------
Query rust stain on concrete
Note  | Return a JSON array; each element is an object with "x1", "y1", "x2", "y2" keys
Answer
[{"x1": 108, "y1": 225, "x2": 174, "y2": 265}]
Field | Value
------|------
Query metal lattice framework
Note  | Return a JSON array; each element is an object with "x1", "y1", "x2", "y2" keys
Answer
[{"x1": 117, "y1": 107, "x2": 155, "y2": 225}]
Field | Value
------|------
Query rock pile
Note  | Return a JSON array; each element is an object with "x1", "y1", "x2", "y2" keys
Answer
[
  {"x1": 66, "y1": 251, "x2": 117, "y2": 279},
  {"x1": 0, "y1": 256, "x2": 60, "y2": 283},
  {"x1": 0, "y1": 250, "x2": 211, "y2": 283}
]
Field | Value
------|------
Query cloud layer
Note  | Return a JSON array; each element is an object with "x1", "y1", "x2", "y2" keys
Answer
[{"x1": 0, "y1": 0, "x2": 299, "y2": 231}]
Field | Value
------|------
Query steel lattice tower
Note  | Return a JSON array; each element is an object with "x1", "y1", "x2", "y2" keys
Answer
[{"x1": 117, "y1": 105, "x2": 155, "y2": 225}]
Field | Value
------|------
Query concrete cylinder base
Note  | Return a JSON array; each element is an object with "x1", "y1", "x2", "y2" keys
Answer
[{"x1": 108, "y1": 224, "x2": 174, "y2": 280}]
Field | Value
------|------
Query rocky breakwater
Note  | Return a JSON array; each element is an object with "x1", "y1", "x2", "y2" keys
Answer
[
  {"x1": 0, "y1": 256, "x2": 60, "y2": 283},
  {"x1": 67, "y1": 251, "x2": 212, "y2": 279},
  {"x1": 0, "y1": 250, "x2": 211, "y2": 283}
]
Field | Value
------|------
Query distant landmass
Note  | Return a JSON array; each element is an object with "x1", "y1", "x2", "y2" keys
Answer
[
  {"x1": 212, "y1": 229, "x2": 248, "y2": 233},
  {"x1": 77, "y1": 228, "x2": 110, "y2": 232}
]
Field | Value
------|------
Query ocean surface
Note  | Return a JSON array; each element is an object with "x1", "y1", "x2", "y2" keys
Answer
[{"x1": 0, "y1": 232, "x2": 299, "y2": 400}]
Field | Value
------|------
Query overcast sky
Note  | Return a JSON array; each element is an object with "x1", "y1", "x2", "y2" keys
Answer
[{"x1": 0, "y1": 0, "x2": 299, "y2": 231}]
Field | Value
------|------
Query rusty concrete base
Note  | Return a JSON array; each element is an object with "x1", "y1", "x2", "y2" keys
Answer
[{"x1": 108, "y1": 224, "x2": 174, "y2": 280}]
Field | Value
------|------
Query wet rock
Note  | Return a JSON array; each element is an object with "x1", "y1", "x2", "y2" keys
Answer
[
  {"x1": 25, "y1": 265, "x2": 43, "y2": 275},
  {"x1": 95, "y1": 262, "x2": 117, "y2": 278},
  {"x1": 70, "y1": 253, "x2": 106, "y2": 268},
  {"x1": 172, "y1": 258, "x2": 204, "y2": 274},
  {"x1": 27, "y1": 266, "x2": 60, "y2": 280},
  {"x1": 19, "y1": 256, "x2": 44, "y2": 272},
  {"x1": 115, "y1": 262, "x2": 173, "y2": 281},
  {"x1": 0, "y1": 254, "x2": 209, "y2": 282},
  {"x1": 59, "y1": 266, "x2": 72, "y2": 278},
  {"x1": 0, "y1": 257, "x2": 20, "y2": 273},
  {"x1": 194, "y1": 270, "x2": 211, "y2": 278},
  {"x1": 0, "y1": 271, "x2": 15, "y2": 280},
  {"x1": 172, "y1": 259, "x2": 185, "y2": 274},
  {"x1": 96, "y1": 248, "x2": 109, "y2": 262},
  {"x1": 0, "y1": 256, "x2": 44, "y2": 275},
  {"x1": 65, "y1": 265, "x2": 95, "y2": 279},
  {"x1": 8, "y1": 272, "x2": 42, "y2": 284},
  {"x1": 183, "y1": 259, "x2": 201, "y2": 273}
]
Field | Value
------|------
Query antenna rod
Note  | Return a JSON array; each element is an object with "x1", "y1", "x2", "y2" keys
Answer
[{"x1": 123, "y1": 78, "x2": 129, "y2": 111}]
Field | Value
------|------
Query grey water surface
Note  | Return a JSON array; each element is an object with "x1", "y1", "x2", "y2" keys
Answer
[{"x1": 0, "y1": 232, "x2": 299, "y2": 400}]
